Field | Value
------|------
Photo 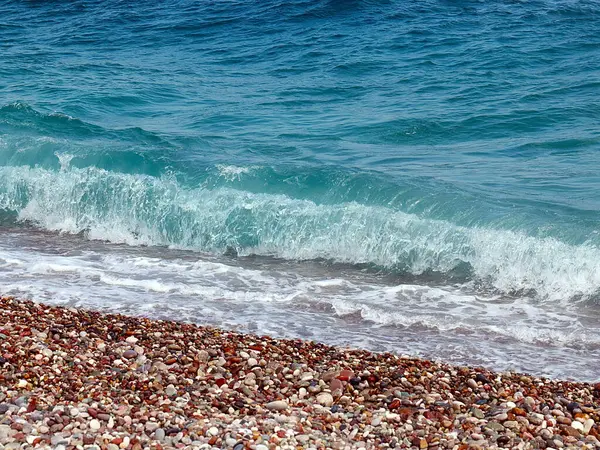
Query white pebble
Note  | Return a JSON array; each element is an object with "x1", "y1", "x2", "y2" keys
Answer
[
  {"x1": 266, "y1": 400, "x2": 289, "y2": 411},
  {"x1": 247, "y1": 357, "x2": 258, "y2": 367},
  {"x1": 584, "y1": 418, "x2": 595, "y2": 434},
  {"x1": 165, "y1": 384, "x2": 177, "y2": 397},
  {"x1": 89, "y1": 419, "x2": 101, "y2": 430},
  {"x1": 317, "y1": 392, "x2": 334, "y2": 407},
  {"x1": 572, "y1": 420, "x2": 584, "y2": 432},
  {"x1": 125, "y1": 336, "x2": 138, "y2": 344}
]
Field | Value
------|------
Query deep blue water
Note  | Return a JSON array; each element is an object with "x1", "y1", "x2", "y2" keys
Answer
[{"x1": 1, "y1": 0, "x2": 600, "y2": 379}]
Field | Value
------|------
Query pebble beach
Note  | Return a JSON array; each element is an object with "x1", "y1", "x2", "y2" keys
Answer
[{"x1": 0, "y1": 297, "x2": 599, "y2": 449}]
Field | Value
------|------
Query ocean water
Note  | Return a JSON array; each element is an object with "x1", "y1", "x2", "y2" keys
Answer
[{"x1": 1, "y1": 0, "x2": 600, "y2": 380}]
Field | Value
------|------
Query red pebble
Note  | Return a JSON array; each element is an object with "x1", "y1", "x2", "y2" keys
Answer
[
  {"x1": 330, "y1": 378, "x2": 344, "y2": 393},
  {"x1": 215, "y1": 378, "x2": 227, "y2": 387},
  {"x1": 337, "y1": 369, "x2": 354, "y2": 382},
  {"x1": 13, "y1": 432, "x2": 25, "y2": 441},
  {"x1": 389, "y1": 399, "x2": 401, "y2": 409},
  {"x1": 26, "y1": 397, "x2": 37, "y2": 413}
]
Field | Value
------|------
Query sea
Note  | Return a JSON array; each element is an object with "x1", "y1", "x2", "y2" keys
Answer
[{"x1": 1, "y1": 0, "x2": 600, "y2": 381}]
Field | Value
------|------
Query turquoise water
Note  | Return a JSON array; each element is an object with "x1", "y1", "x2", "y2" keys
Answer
[{"x1": 2, "y1": 1, "x2": 600, "y2": 379}]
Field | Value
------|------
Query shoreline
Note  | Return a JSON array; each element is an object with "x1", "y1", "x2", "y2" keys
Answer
[{"x1": 1, "y1": 296, "x2": 600, "y2": 449}]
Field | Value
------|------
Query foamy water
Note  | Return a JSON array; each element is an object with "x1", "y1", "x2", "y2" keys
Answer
[{"x1": 1, "y1": 229, "x2": 598, "y2": 381}]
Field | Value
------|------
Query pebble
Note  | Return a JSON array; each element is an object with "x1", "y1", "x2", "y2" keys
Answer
[
  {"x1": 247, "y1": 357, "x2": 258, "y2": 367},
  {"x1": 584, "y1": 418, "x2": 595, "y2": 434},
  {"x1": 317, "y1": 392, "x2": 334, "y2": 407},
  {"x1": 1, "y1": 296, "x2": 600, "y2": 450},
  {"x1": 165, "y1": 384, "x2": 177, "y2": 397},
  {"x1": 155, "y1": 428, "x2": 165, "y2": 440},
  {"x1": 265, "y1": 401, "x2": 289, "y2": 411},
  {"x1": 122, "y1": 349, "x2": 137, "y2": 359}
]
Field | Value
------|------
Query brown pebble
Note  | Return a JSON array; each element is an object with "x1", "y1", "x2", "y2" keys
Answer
[{"x1": 123, "y1": 349, "x2": 137, "y2": 359}]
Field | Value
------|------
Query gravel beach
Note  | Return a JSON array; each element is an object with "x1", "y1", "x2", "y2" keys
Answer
[{"x1": 1, "y1": 296, "x2": 599, "y2": 450}]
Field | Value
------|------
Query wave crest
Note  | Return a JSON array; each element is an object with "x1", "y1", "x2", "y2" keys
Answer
[{"x1": 1, "y1": 163, "x2": 600, "y2": 301}]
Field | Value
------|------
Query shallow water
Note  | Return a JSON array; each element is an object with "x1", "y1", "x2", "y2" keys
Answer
[{"x1": 1, "y1": 0, "x2": 600, "y2": 380}]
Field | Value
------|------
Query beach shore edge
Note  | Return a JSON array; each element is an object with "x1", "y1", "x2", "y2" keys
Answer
[{"x1": 1, "y1": 296, "x2": 599, "y2": 449}]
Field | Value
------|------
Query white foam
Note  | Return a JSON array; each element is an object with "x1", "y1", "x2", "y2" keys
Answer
[
  {"x1": 216, "y1": 164, "x2": 258, "y2": 181},
  {"x1": 54, "y1": 152, "x2": 75, "y2": 171},
  {"x1": 2, "y1": 163, "x2": 600, "y2": 302},
  {"x1": 0, "y1": 234, "x2": 599, "y2": 380}
]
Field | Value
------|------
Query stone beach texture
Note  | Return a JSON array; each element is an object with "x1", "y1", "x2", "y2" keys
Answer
[{"x1": 1, "y1": 297, "x2": 600, "y2": 449}]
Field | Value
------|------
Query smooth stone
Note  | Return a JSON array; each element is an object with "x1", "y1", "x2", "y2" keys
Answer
[
  {"x1": 0, "y1": 425, "x2": 11, "y2": 440},
  {"x1": 122, "y1": 350, "x2": 137, "y2": 359},
  {"x1": 155, "y1": 428, "x2": 165, "y2": 441},
  {"x1": 14, "y1": 396, "x2": 28, "y2": 407},
  {"x1": 247, "y1": 357, "x2": 258, "y2": 367},
  {"x1": 89, "y1": 419, "x2": 101, "y2": 431},
  {"x1": 165, "y1": 385, "x2": 177, "y2": 397},
  {"x1": 337, "y1": 369, "x2": 354, "y2": 381},
  {"x1": 301, "y1": 372, "x2": 314, "y2": 381},
  {"x1": 330, "y1": 378, "x2": 344, "y2": 395},
  {"x1": 485, "y1": 422, "x2": 505, "y2": 432},
  {"x1": 29, "y1": 411, "x2": 43, "y2": 422},
  {"x1": 125, "y1": 336, "x2": 138, "y2": 344},
  {"x1": 296, "y1": 435, "x2": 310, "y2": 444},
  {"x1": 471, "y1": 407, "x2": 485, "y2": 419},
  {"x1": 584, "y1": 418, "x2": 595, "y2": 434},
  {"x1": 572, "y1": 421, "x2": 584, "y2": 432},
  {"x1": 317, "y1": 392, "x2": 334, "y2": 407},
  {"x1": 50, "y1": 435, "x2": 69, "y2": 446},
  {"x1": 207, "y1": 426, "x2": 219, "y2": 436},
  {"x1": 266, "y1": 401, "x2": 289, "y2": 411},
  {"x1": 475, "y1": 373, "x2": 491, "y2": 384}
]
